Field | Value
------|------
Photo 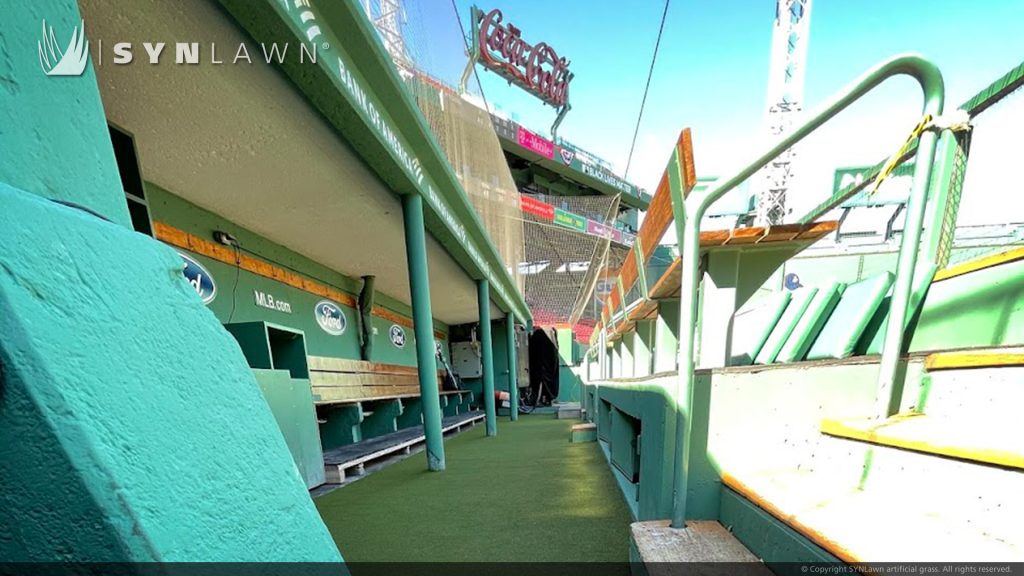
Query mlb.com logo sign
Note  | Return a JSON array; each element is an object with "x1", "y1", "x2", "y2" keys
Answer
[{"x1": 38, "y1": 20, "x2": 90, "y2": 76}]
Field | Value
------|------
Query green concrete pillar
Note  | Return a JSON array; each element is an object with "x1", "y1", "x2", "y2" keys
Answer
[
  {"x1": 598, "y1": 329, "x2": 608, "y2": 380},
  {"x1": 506, "y1": 316, "x2": 519, "y2": 422},
  {"x1": 698, "y1": 252, "x2": 741, "y2": 369},
  {"x1": 478, "y1": 279, "x2": 497, "y2": 436},
  {"x1": 0, "y1": 2, "x2": 130, "y2": 227},
  {"x1": 654, "y1": 299, "x2": 680, "y2": 374},
  {"x1": 635, "y1": 319, "x2": 655, "y2": 377},
  {"x1": 611, "y1": 340, "x2": 622, "y2": 379},
  {"x1": 401, "y1": 194, "x2": 445, "y2": 470},
  {"x1": 620, "y1": 334, "x2": 635, "y2": 379}
]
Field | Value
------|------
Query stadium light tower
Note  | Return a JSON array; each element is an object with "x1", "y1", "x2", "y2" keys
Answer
[
  {"x1": 362, "y1": 0, "x2": 414, "y2": 76},
  {"x1": 754, "y1": 0, "x2": 812, "y2": 226}
]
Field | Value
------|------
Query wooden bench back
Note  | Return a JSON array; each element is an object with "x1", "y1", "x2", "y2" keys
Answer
[{"x1": 309, "y1": 356, "x2": 444, "y2": 404}]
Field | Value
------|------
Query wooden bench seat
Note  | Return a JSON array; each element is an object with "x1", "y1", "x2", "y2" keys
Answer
[{"x1": 309, "y1": 355, "x2": 467, "y2": 405}]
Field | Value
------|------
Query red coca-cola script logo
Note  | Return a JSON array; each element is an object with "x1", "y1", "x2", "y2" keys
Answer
[{"x1": 478, "y1": 8, "x2": 572, "y2": 108}]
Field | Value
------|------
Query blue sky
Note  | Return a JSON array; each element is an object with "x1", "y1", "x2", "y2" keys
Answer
[{"x1": 407, "y1": 0, "x2": 1024, "y2": 225}]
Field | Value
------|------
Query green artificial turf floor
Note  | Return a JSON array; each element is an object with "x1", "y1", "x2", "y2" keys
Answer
[{"x1": 314, "y1": 414, "x2": 633, "y2": 562}]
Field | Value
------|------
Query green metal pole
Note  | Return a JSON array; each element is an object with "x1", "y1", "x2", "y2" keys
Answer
[
  {"x1": 401, "y1": 194, "x2": 445, "y2": 471},
  {"x1": 669, "y1": 54, "x2": 945, "y2": 528},
  {"x1": 874, "y1": 126, "x2": 942, "y2": 417},
  {"x1": 507, "y1": 315, "x2": 519, "y2": 421},
  {"x1": 478, "y1": 279, "x2": 498, "y2": 436}
]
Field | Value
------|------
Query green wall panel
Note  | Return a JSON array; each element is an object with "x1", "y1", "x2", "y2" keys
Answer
[
  {"x1": 253, "y1": 369, "x2": 326, "y2": 489},
  {"x1": 146, "y1": 184, "x2": 448, "y2": 362},
  {"x1": 369, "y1": 315, "x2": 418, "y2": 366},
  {"x1": 720, "y1": 489, "x2": 840, "y2": 568}
]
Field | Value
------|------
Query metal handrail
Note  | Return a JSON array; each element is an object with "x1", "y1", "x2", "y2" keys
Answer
[{"x1": 670, "y1": 54, "x2": 946, "y2": 527}]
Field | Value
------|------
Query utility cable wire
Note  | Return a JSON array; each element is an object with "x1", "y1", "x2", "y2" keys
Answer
[{"x1": 624, "y1": 0, "x2": 672, "y2": 180}]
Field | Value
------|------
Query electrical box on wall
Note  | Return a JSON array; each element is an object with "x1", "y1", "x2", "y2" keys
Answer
[
  {"x1": 451, "y1": 341, "x2": 482, "y2": 379},
  {"x1": 516, "y1": 326, "x2": 529, "y2": 388}
]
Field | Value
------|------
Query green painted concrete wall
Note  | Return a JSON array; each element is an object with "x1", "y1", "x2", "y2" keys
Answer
[
  {"x1": 0, "y1": 2, "x2": 131, "y2": 227},
  {"x1": 146, "y1": 184, "x2": 447, "y2": 365},
  {"x1": 782, "y1": 245, "x2": 1024, "y2": 290},
  {"x1": 720, "y1": 489, "x2": 841, "y2": 570},
  {"x1": 254, "y1": 369, "x2": 326, "y2": 489},
  {"x1": 0, "y1": 184, "x2": 341, "y2": 561}
]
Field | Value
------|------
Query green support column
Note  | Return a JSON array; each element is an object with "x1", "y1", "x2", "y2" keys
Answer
[
  {"x1": 507, "y1": 316, "x2": 519, "y2": 421},
  {"x1": 654, "y1": 300, "x2": 680, "y2": 374},
  {"x1": 635, "y1": 319, "x2": 655, "y2": 377},
  {"x1": 697, "y1": 252, "x2": 740, "y2": 369},
  {"x1": 620, "y1": 334, "x2": 635, "y2": 378},
  {"x1": 478, "y1": 279, "x2": 497, "y2": 436},
  {"x1": 401, "y1": 194, "x2": 445, "y2": 470}
]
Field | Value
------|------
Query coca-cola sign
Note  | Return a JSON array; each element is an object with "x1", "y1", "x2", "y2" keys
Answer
[{"x1": 475, "y1": 7, "x2": 572, "y2": 109}]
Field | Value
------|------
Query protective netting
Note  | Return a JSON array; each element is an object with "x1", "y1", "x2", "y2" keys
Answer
[
  {"x1": 519, "y1": 194, "x2": 629, "y2": 342},
  {"x1": 360, "y1": 0, "x2": 525, "y2": 296},
  {"x1": 360, "y1": 0, "x2": 631, "y2": 339}
]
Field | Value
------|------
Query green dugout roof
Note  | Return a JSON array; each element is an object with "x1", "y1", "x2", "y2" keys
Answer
[{"x1": 217, "y1": 0, "x2": 531, "y2": 323}]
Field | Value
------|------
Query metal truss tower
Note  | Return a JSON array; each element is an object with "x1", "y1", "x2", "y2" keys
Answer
[
  {"x1": 362, "y1": 0, "x2": 414, "y2": 75},
  {"x1": 754, "y1": 0, "x2": 812, "y2": 226}
]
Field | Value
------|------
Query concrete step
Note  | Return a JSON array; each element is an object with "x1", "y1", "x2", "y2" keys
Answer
[
  {"x1": 556, "y1": 402, "x2": 582, "y2": 420},
  {"x1": 822, "y1": 411, "x2": 1024, "y2": 470},
  {"x1": 570, "y1": 422, "x2": 597, "y2": 443},
  {"x1": 722, "y1": 431, "x2": 1024, "y2": 562},
  {"x1": 631, "y1": 520, "x2": 772, "y2": 575},
  {"x1": 917, "y1": 362, "x2": 1024, "y2": 422}
]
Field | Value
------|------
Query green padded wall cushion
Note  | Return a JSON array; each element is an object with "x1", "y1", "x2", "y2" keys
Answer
[
  {"x1": 776, "y1": 281, "x2": 844, "y2": 363},
  {"x1": 861, "y1": 263, "x2": 938, "y2": 355},
  {"x1": 755, "y1": 287, "x2": 818, "y2": 365},
  {"x1": 806, "y1": 272, "x2": 895, "y2": 360},
  {"x1": 728, "y1": 291, "x2": 792, "y2": 366}
]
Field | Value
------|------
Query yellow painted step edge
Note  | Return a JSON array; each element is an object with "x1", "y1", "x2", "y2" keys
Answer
[
  {"x1": 924, "y1": 351, "x2": 1024, "y2": 371},
  {"x1": 821, "y1": 414, "x2": 1024, "y2": 470},
  {"x1": 932, "y1": 246, "x2": 1024, "y2": 282}
]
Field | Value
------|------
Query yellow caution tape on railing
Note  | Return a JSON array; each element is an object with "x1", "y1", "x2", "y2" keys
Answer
[{"x1": 869, "y1": 113, "x2": 932, "y2": 196}]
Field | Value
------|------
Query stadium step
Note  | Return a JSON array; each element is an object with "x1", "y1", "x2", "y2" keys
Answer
[
  {"x1": 631, "y1": 519, "x2": 772, "y2": 573},
  {"x1": 722, "y1": 428, "x2": 1024, "y2": 562},
  {"x1": 821, "y1": 412, "x2": 1024, "y2": 470},
  {"x1": 924, "y1": 347, "x2": 1024, "y2": 371}
]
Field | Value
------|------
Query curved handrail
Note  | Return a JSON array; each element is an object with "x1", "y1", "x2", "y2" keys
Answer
[{"x1": 670, "y1": 54, "x2": 945, "y2": 527}]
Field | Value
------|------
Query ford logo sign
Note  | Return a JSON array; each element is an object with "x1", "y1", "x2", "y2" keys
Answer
[
  {"x1": 179, "y1": 252, "x2": 216, "y2": 304},
  {"x1": 315, "y1": 300, "x2": 347, "y2": 336},
  {"x1": 389, "y1": 324, "x2": 407, "y2": 348}
]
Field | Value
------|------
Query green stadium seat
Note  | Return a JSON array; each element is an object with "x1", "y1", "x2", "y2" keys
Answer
[
  {"x1": 755, "y1": 287, "x2": 818, "y2": 365},
  {"x1": 859, "y1": 263, "x2": 938, "y2": 355},
  {"x1": 729, "y1": 292, "x2": 792, "y2": 366},
  {"x1": 776, "y1": 281, "x2": 844, "y2": 363},
  {"x1": 806, "y1": 272, "x2": 894, "y2": 360}
]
